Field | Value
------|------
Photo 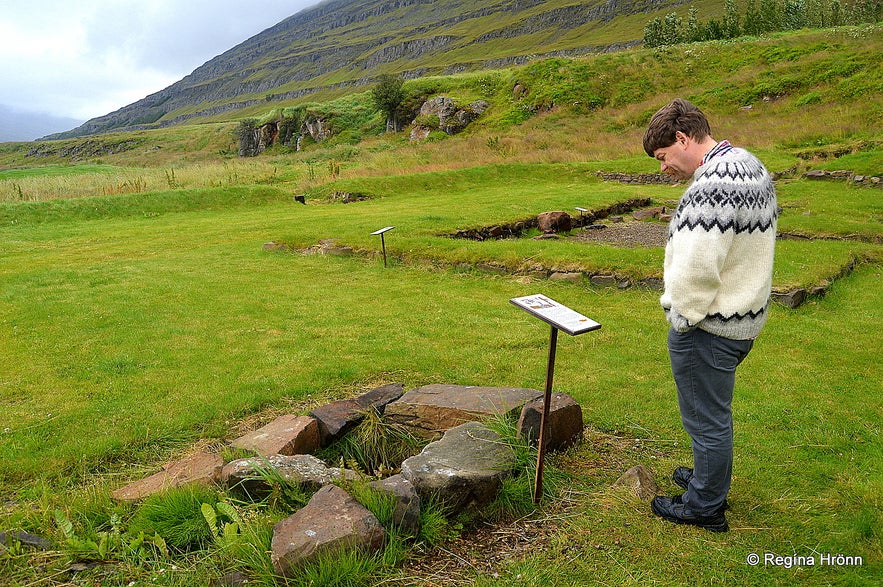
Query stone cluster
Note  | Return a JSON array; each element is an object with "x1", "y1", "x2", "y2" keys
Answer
[
  {"x1": 595, "y1": 171, "x2": 680, "y2": 185},
  {"x1": 803, "y1": 169, "x2": 881, "y2": 187},
  {"x1": 111, "y1": 383, "x2": 584, "y2": 578},
  {"x1": 449, "y1": 198, "x2": 652, "y2": 241}
]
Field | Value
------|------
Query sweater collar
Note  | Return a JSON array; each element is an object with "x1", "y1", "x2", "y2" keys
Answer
[{"x1": 701, "y1": 140, "x2": 733, "y2": 165}]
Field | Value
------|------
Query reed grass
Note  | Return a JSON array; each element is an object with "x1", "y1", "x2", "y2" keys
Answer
[{"x1": 0, "y1": 159, "x2": 306, "y2": 203}]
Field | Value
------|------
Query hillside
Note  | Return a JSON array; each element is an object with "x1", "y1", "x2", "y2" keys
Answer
[
  {"x1": 10, "y1": 23, "x2": 878, "y2": 176},
  {"x1": 47, "y1": 0, "x2": 683, "y2": 139}
]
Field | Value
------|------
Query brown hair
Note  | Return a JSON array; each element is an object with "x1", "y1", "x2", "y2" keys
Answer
[{"x1": 642, "y1": 98, "x2": 712, "y2": 156}]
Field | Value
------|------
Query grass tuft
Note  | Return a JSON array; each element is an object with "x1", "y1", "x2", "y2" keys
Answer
[
  {"x1": 126, "y1": 484, "x2": 219, "y2": 552},
  {"x1": 318, "y1": 408, "x2": 427, "y2": 477}
]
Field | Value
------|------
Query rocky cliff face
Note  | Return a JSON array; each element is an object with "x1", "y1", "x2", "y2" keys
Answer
[{"x1": 46, "y1": 0, "x2": 670, "y2": 140}]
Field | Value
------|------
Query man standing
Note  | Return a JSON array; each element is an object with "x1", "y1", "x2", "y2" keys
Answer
[{"x1": 642, "y1": 99, "x2": 778, "y2": 532}]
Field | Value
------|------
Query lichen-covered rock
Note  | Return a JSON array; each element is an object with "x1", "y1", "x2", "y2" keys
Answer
[
  {"x1": 400, "y1": 422, "x2": 515, "y2": 510},
  {"x1": 221, "y1": 454, "x2": 356, "y2": 496},
  {"x1": 271, "y1": 485, "x2": 385, "y2": 577}
]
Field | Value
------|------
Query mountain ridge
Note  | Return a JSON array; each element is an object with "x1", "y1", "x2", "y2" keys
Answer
[{"x1": 46, "y1": 0, "x2": 678, "y2": 140}]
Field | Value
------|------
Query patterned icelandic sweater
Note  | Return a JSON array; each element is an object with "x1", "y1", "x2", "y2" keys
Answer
[{"x1": 661, "y1": 142, "x2": 778, "y2": 340}]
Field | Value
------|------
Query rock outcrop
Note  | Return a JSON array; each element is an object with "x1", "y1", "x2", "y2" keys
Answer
[{"x1": 409, "y1": 97, "x2": 489, "y2": 141}]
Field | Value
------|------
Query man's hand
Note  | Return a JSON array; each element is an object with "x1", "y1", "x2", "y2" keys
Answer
[{"x1": 667, "y1": 308, "x2": 697, "y2": 333}]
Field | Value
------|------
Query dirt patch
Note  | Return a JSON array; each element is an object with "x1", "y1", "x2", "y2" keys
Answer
[
  {"x1": 393, "y1": 513, "x2": 563, "y2": 586},
  {"x1": 571, "y1": 219, "x2": 669, "y2": 248},
  {"x1": 389, "y1": 429, "x2": 648, "y2": 586}
]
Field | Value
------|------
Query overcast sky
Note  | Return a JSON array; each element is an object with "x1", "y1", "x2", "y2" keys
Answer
[{"x1": 0, "y1": 0, "x2": 321, "y2": 140}]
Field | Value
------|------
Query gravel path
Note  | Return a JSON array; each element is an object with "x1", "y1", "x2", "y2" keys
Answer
[{"x1": 571, "y1": 219, "x2": 669, "y2": 247}]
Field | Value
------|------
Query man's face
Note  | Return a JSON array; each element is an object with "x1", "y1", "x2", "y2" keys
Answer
[{"x1": 653, "y1": 141, "x2": 697, "y2": 181}]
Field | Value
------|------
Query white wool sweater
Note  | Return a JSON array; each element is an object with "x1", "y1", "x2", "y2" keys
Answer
[{"x1": 661, "y1": 143, "x2": 778, "y2": 340}]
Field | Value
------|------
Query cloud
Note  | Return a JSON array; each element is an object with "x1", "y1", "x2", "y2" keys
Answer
[{"x1": 0, "y1": 0, "x2": 318, "y2": 124}]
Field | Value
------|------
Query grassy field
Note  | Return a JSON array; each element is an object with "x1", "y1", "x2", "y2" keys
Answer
[{"x1": 1, "y1": 26, "x2": 881, "y2": 587}]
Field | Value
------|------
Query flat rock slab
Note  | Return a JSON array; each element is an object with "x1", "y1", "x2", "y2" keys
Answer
[
  {"x1": 310, "y1": 383, "x2": 404, "y2": 445},
  {"x1": 221, "y1": 454, "x2": 356, "y2": 497},
  {"x1": 384, "y1": 384, "x2": 543, "y2": 439},
  {"x1": 400, "y1": 421, "x2": 515, "y2": 511},
  {"x1": 231, "y1": 415, "x2": 320, "y2": 457},
  {"x1": 112, "y1": 452, "x2": 224, "y2": 502},
  {"x1": 271, "y1": 484, "x2": 385, "y2": 577}
]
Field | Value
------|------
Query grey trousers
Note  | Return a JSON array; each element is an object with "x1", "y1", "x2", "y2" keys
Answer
[{"x1": 668, "y1": 327, "x2": 754, "y2": 514}]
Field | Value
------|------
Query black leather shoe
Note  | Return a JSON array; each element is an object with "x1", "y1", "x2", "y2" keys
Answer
[
  {"x1": 671, "y1": 467, "x2": 729, "y2": 511},
  {"x1": 651, "y1": 495, "x2": 729, "y2": 533}
]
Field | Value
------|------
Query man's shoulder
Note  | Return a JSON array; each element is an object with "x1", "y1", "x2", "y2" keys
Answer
[
  {"x1": 697, "y1": 148, "x2": 768, "y2": 181},
  {"x1": 724, "y1": 146, "x2": 763, "y2": 164}
]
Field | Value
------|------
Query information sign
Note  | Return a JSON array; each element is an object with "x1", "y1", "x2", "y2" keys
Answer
[
  {"x1": 510, "y1": 294, "x2": 601, "y2": 503},
  {"x1": 510, "y1": 294, "x2": 601, "y2": 336},
  {"x1": 371, "y1": 226, "x2": 395, "y2": 266}
]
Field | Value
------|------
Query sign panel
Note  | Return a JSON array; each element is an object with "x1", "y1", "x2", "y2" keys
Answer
[{"x1": 510, "y1": 294, "x2": 601, "y2": 336}]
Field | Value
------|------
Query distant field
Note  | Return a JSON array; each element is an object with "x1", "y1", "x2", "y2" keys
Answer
[
  {"x1": 0, "y1": 164, "x2": 122, "y2": 179},
  {"x1": 1, "y1": 160, "x2": 880, "y2": 585}
]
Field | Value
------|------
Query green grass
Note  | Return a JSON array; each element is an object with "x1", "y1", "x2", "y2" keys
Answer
[
  {"x1": 776, "y1": 180, "x2": 883, "y2": 240},
  {"x1": 0, "y1": 162, "x2": 878, "y2": 482},
  {"x1": 0, "y1": 184, "x2": 293, "y2": 222},
  {"x1": 0, "y1": 164, "x2": 124, "y2": 180},
  {"x1": 1, "y1": 175, "x2": 878, "y2": 584},
  {"x1": 126, "y1": 485, "x2": 220, "y2": 552}
]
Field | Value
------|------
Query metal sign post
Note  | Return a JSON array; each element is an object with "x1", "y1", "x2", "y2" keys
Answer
[
  {"x1": 575, "y1": 206, "x2": 588, "y2": 226},
  {"x1": 510, "y1": 294, "x2": 601, "y2": 503},
  {"x1": 370, "y1": 226, "x2": 395, "y2": 267}
]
